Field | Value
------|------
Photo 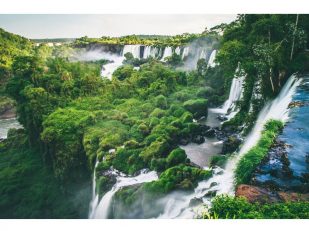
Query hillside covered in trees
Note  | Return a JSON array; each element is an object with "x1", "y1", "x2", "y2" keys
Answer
[{"x1": 0, "y1": 14, "x2": 309, "y2": 219}]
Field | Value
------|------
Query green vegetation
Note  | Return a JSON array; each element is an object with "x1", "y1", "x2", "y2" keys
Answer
[
  {"x1": 1, "y1": 14, "x2": 309, "y2": 219},
  {"x1": 0, "y1": 129, "x2": 90, "y2": 218},
  {"x1": 74, "y1": 33, "x2": 219, "y2": 47},
  {"x1": 143, "y1": 165, "x2": 212, "y2": 195},
  {"x1": 205, "y1": 195, "x2": 309, "y2": 219},
  {"x1": 217, "y1": 15, "x2": 309, "y2": 132},
  {"x1": 235, "y1": 119, "x2": 284, "y2": 185}
]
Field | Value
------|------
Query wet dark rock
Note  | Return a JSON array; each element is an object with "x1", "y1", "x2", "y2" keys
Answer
[
  {"x1": 203, "y1": 190, "x2": 217, "y2": 198},
  {"x1": 288, "y1": 101, "x2": 305, "y2": 108},
  {"x1": 189, "y1": 197, "x2": 203, "y2": 207},
  {"x1": 221, "y1": 135, "x2": 242, "y2": 154},
  {"x1": 203, "y1": 128, "x2": 215, "y2": 138},
  {"x1": 210, "y1": 182, "x2": 218, "y2": 187},
  {"x1": 192, "y1": 135, "x2": 205, "y2": 144},
  {"x1": 217, "y1": 115, "x2": 228, "y2": 121},
  {"x1": 179, "y1": 138, "x2": 190, "y2": 145}
]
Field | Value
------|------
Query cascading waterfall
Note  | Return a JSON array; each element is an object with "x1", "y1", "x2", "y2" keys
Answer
[
  {"x1": 122, "y1": 45, "x2": 141, "y2": 58},
  {"x1": 175, "y1": 47, "x2": 181, "y2": 55},
  {"x1": 156, "y1": 74, "x2": 301, "y2": 219},
  {"x1": 161, "y1": 46, "x2": 173, "y2": 61},
  {"x1": 210, "y1": 69, "x2": 245, "y2": 120},
  {"x1": 89, "y1": 169, "x2": 158, "y2": 219},
  {"x1": 207, "y1": 50, "x2": 217, "y2": 68},
  {"x1": 101, "y1": 56, "x2": 125, "y2": 79},
  {"x1": 198, "y1": 48, "x2": 207, "y2": 60},
  {"x1": 182, "y1": 47, "x2": 190, "y2": 59},
  {"x1": 88, "y1": 160, "x2": 99, "y2": 218}
]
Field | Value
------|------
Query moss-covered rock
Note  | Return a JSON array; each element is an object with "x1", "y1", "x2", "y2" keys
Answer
[{"x1": 183, "y1": 99, "x2": 208, "y2": 119}]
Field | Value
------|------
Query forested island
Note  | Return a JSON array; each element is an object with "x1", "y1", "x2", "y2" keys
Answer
[{"x1": 0, "y1": 14, "x2": 309, "y2": 219}]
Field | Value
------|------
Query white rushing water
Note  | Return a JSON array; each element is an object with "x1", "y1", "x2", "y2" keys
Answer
[
  {"x1": 161, "y1": 46, "x2": 173, "y2": 61},
  {"x1": 0, "y1": 118, "x2": 22, "y2": 139},
  {"x1": 156, "y1": 74, "x2": 301, "y2": 218},
  {"x1": 210, "y1": 67, "x2": 245, "y2": 120},
  {"x1": 100, "y1": 56, "x2": 125, "y2": 79},
  {"x1": 207, "y1": 50, "x2": 217, "y2": 68},
  {"x1": 122, "y1": 45, "x2": 141, "y2": 58},
  {"x1": 89, "y1": 169, "x2": 158, "y2": 219},
  {"x1": 143, "y1": 46, "x2": 159, "y2": 59},
  {"x1": 182, "y1": 47, "x2": 190, "y2": 59},
  {"x1": 199, "y1": 48, "x2": 207, "y2": 60}
]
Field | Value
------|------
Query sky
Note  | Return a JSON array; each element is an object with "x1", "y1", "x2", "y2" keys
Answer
[{"x1": 0, "y1": 14, "x2": 237, "y2": 39}]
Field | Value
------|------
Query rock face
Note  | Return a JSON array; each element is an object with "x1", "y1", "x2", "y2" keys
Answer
[
  {"x1": 235, "y1": 184, "x2": 309, "y2": 203},
  {"x1": 236, "y1": 184, "x2": 280, "y2": 203}
]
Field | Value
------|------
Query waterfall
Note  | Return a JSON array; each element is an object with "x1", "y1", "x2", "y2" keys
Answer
[
  {"x1": 122, "y1": 45, "x2": 141, "y2": 58},
  {"x1": 181, "y1": 47, "x2": 190, "y2": 59},
  {"x1": 161, "y1": 46, "x2": 173, "y2": 61},
  {"x1": 89, "y1": 169, "x2": 158, "y2": 219},
  {"x1": 175, "y1": 47, "x2": 181, "y2": 55},
  {"x1": 210, "y1": 69, "x2": 245, "y2": 119},
  {"x1": 142, "y1": 46, "x2": 152, "y2": 59},
  {"x1": 156, "y1": 74, "x2": 301, "y2": 218},
  {"x1": 143, "y1": 46, "x2": 160, "y2": 59},
  {"x1": 207, "y1": 50, "x2": 217, "y2": 68},
  {"x1": 199, "y1": 48, "x2": 207, "y2": 60},
  {"x1": 88, "y1": 160, "x2": 99, "y2": 218},
  {"x1": 100, "y1": 56, "x2": 125, "y2": 79}
]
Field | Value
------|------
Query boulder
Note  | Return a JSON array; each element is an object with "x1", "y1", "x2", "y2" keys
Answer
[
  {"x1": 203, "y1": 190, "x2": 217, "y2": 198},
  {"x1": 183, "y1": 99, "x2": 208, "y2": 119},
  {"x1": 210, "y1": 182, "x2": 218, "y2": 187},
  {"x1": 221, "y1": 135, "x2": 241, "y2": 154},
  {"x1": 235, "y1": 184, "x2": 309, "y2": 203},
  {"x1": 203, "y1": 128, "x2": 215, "y2": 138},
  {"x1": 189, "y1": 197, "x2": 203, "y2": 207},
  {"x1": 235, "y1": 184, "x2": 281, "y2": 203},
  {"x1": 192, "y1": 135, "x2": 205, "y2": 144}
]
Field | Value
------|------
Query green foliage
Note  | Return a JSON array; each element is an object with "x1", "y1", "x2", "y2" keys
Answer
[
  {"x1": 183, "y1": 98, "x2": 208, "y2": 119},
  {"x1": 210, "y1": 155, "x2": 229, "y2": 168},
  {"x1": 41, "y1": 108, "x2": 95, "y2": 180},
  {"x1": 166, "y1": 148, "x2": 187, "y2": 167},
  {"x1": 113, "y1": 147, "x2": 145, "y2": 175},
  {"x1": 0, "y1": 130, "x2": 89, "y2": 218},
  {"x1": 143, "y1": 165, "x2": 212, "y2": 195},
  {"x1": 113, "y1": 64, "x2": 134, "y2": 81},
  {"x1": 206, "y1": 195, "x2": 309, "y2": 219},
  {"x1": 235, "y1": 119, "x2": 284, "y2": 185}
]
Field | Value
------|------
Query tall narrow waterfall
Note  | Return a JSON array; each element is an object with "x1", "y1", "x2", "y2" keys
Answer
[
  {"x1": 182, "y1": 47, "x2": 190, "y2": 59},
  {"x1": 207, "y1": 50, "x2": 217, "y2": 68},
  {"x1": 161, "y1": 47, "x2": 173, "y2": 61},
  {"x1": 156, "y1": 74, "x2": 301, "y2": 218},
  {"x1": 210, "y1": 68, "x2": 245, "y2": 120},
  {"x1": 89, "y1": 169, "x2": 158, "y2": 219}
]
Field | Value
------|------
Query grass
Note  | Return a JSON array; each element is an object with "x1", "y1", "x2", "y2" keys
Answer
[{"x1": 235, "y1": 119, "x2": 284, "y2": 185}]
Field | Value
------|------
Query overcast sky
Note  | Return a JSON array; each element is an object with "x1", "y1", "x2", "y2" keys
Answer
[{"x1": 0, "y1": 14, "x2": 237, "y2": 39}]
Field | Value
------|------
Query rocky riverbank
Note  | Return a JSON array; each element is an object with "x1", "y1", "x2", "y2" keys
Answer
[{"x1": 236, "y1": 184, "x2": 309, "y2": 203}]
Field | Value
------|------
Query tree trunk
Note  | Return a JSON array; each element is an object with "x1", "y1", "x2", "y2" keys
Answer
[{"x1": 290, "y1": 14, "x2": 299, "y2": 61}]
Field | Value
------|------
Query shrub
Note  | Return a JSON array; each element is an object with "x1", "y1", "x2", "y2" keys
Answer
[
  {"x1": 143, "y1": 165, "x2": 212, "y2": 195},
  {"x1": 166, "y1": 148, "x2": 187, "y2": 167},
  {"x1": 205, "y1": 195, "x2": 309, "y2": 219},
  {"x1": 183, "y1": 99, "x2": 208, "y2": 119}
]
